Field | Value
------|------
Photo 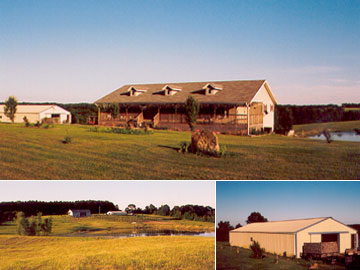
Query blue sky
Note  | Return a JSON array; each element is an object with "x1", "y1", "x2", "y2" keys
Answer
[
  {"x1": 217, "y1": 181, "x2": 360, "y2": 226},
  {"x1": 0, "y1": 0, "x2": 359, "y2": 104},
  {"x1": 0, "y1": 181, "x2": 215, "y2": 210}
]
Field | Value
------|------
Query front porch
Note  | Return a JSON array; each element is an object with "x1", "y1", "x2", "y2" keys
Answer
[{"x1": 97, "y1": 103, "x2": 264, "y2": 134}]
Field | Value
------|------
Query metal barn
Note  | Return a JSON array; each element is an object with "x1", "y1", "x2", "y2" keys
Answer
[{"x1": 229, "y1": 217, "x2": 358, "y2": 258}]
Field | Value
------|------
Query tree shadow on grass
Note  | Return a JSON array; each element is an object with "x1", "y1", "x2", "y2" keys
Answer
[{"x1": 157, "y1": 145, "x2": 180, "y2": 152}]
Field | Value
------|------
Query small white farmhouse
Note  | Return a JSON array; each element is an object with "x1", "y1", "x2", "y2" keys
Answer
[{"x1": 0, "y1": 104, "x2": 71, "y2": 124}]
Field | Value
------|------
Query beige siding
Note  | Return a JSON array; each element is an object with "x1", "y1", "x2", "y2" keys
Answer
[
  {"x1": 251, "y1": 84, "x2": 275, "y2": 130},
  {"x1": 0, "y1": 112, "x2": 40, "y2": 123},
  {"x1": 296, "y1": 218, "x2": 358, "y2": 258},
  {"x1": 230, "y1": 232, "x2": 295, "y2": 256}
]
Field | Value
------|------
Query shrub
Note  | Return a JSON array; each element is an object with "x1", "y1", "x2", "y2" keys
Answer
[
  {"x1": 16, "y1": 212, "x2": 52, "y2": 236},
  {"x1": 250, "y1": 128, "x2": 266, "y2": 135},
  {"x1": 250, "y1": 240, "x2": 265, "y2": 259},
  {"x1": 23, "y1": 116, "x2": 30, "y2": 127},
  {"x1": 179, "y1": 142, "x2": 191, "y2": 153},
  {"x1": 63, "y1": 136, "x2": 72, "y2": 144},
  {"x1": 88, "y1": 127, "x2": 98, "y2": 132},
  {"x1": 153, "y1": 126, "x2": 169, "y2": 130},
  {"x1": 88, "y1": 127, "x2": 152, "y2": 135},
  {"x1": 16, "y1": 212, "x2": 29, "y2": 235},
  {"x1": 218, "y1": 145, "x2": 227, "y2": 157},
  {"x1": 323, "y1": 129, "x2": 332, "y2": 143},
  {"x1": 34, "y1": 121, "x2": 42, "y2": 128}
]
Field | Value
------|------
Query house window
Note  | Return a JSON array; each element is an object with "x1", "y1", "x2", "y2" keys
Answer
[{"x1": 250, "y1": 237, "x2": 253, "y2": 241}]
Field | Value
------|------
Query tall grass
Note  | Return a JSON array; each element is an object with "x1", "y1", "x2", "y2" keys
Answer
[{"x1": 0, "y1": 235, "x2": 215, "y2": 270}]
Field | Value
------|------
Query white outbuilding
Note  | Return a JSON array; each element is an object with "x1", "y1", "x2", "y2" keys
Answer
[
  {"x1": 0, "y1": 104, "x2": 71, "y2": 124},
  {"x1": 106, "y1": 211, "x2": 128, "y2": 216},
  {"x1": 230, "y1": 217, "x2": 358, "y2": 258},
  {"x1": 68, "y1": 209, "x2": 91, "y2": 218}
]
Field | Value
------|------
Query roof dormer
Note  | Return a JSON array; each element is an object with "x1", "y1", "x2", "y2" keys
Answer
[
  {"x1": 162, "y1": 85, "x2": 182, "y2": 96},
  {"x1": 203, "y1": 83, "x2": 223, "y2": 95},
  {"x1": 127, "y1": 86, "x2": 148, "y2": 96}
]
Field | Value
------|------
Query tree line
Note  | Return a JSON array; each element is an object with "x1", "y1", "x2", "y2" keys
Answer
[
  {"x1": 216, "y1": 212, "x2": 268, "y2": 242},
  {"x1": 0, "y1": 200, "x2": 117, "y2": 222},
  {"x1": 3, "y1": 96, "x2": 359, "y2": 130},
  {"x1": 123, "y1": 203, "x2": 215, "y2": 222},
  {"x1": 0, "y1": 201, "x2": 215, "y2": 224},
  {"x1": 275, "y1": 104, "x2": 360, "y2": 133}
]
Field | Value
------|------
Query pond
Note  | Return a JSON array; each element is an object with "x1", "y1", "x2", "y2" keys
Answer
[
  {"x1": 308, "y1": 131, "x2": 360, "y2": 142},
  {"x1": 68, "y1": 230, "x2": 215, "y2": 238}
]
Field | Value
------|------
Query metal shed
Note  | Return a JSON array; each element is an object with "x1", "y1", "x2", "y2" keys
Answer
[
  {"x1": 229, "y1": 217, "x2": 358, "y2": 258},
  {"x1": 68, "y1": 209, "x2": 91, "y2": 218},
  {"x1": 0, "y1": 104, "x2": 71, "y2": 124}
]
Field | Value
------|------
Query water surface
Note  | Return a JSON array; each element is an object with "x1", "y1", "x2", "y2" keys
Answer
[
  {"x1": 68, "y1": 230, "x2": 214, "y2": 238},
  {"x1": 309, "y1": 131, "x2": 360, "y2": 142}
]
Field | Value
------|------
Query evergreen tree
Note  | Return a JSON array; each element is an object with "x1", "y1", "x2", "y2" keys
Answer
[{"x1": 184, "y1": 96, "x2": 199, "y2": 131}]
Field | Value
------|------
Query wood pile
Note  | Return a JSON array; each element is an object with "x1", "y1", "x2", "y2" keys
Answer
[{"x1": 303, "y1": 242, "x2": 338, "y2": 255}]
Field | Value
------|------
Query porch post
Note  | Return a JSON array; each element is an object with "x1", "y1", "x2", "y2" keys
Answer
[
  {"x1": 97, "y1": 105, "x2": 101, "y2": 126},
  {"x1": 174, "y1": 105, "x2": 178, "y2": 123},
  {"x1": 158, "y1": 106, "x2": 160, "y2": 122},
  {"x1": 247, "y1": 103, "x2": 250, "y2": 136}
]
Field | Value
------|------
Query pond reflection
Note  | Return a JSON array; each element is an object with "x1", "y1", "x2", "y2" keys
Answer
[
  {"x1": 68, "y1": 230, "x2": 215, "y2": 238},
  {"x1": 309, "y1": 131, "x2": 360, "y2": 142}
]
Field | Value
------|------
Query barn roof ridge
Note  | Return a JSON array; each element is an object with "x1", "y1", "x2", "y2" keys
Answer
[
  {"x1": 231, "y1": 217, "x2": 332, "y2": 234},
  {"x1": 259, "y1": 217, "x2": 330, "y2": 224},
  {"x1": 95, "y1": 79, "x2": 273, "y2": 105}
]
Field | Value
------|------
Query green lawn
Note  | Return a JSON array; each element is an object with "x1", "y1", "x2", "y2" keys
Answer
[
  {"x1": 0, "y1": 123, "x2": 359, "y2": 179},
  {"x1": 216, "y1": 242, "x2": 345, "y2": 270},
  {"x1": 0, "y1": 214, "x2": 214, "y2": 236}
]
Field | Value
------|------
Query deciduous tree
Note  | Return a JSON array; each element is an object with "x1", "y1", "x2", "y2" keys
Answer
[
  {"x1": 4, "y1": 96, "x2": 18, "y2": 123},
  {"x1": 246, "y1": 212, "x2": 268, "y2": 224}
]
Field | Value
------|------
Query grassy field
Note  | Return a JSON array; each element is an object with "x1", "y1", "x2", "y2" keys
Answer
[
  {"x1": 293, "y1": 120, "x2": 360, "y2": 136},
  {"x1": 216, "y1": 242, "x2": 346, "y2": 270},
  {"x1": 0, "y1": 235, "x2": 214, "y2": 270},
  {"x1": 0, "y1": 215, "x2": 215, "y2": 269},
  {"x1": 0, "y1": 214, "x2": 214, "y2": 236},
  {"x1": 0, "y1": 123, "x2": 359, "y2": 179}
]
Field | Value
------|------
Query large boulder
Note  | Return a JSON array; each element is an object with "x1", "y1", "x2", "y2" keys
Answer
[{"x1": 191, "y1": 130, "x2": 220, "y2": 155}]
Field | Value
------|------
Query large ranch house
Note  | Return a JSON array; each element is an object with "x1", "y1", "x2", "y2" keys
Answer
[
  {"x1": 229, "y1": 217, "x2": 358, "y2": 258},
  {"x1": 95, "y1": 80, "x2": 277, "y2": 134}
]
